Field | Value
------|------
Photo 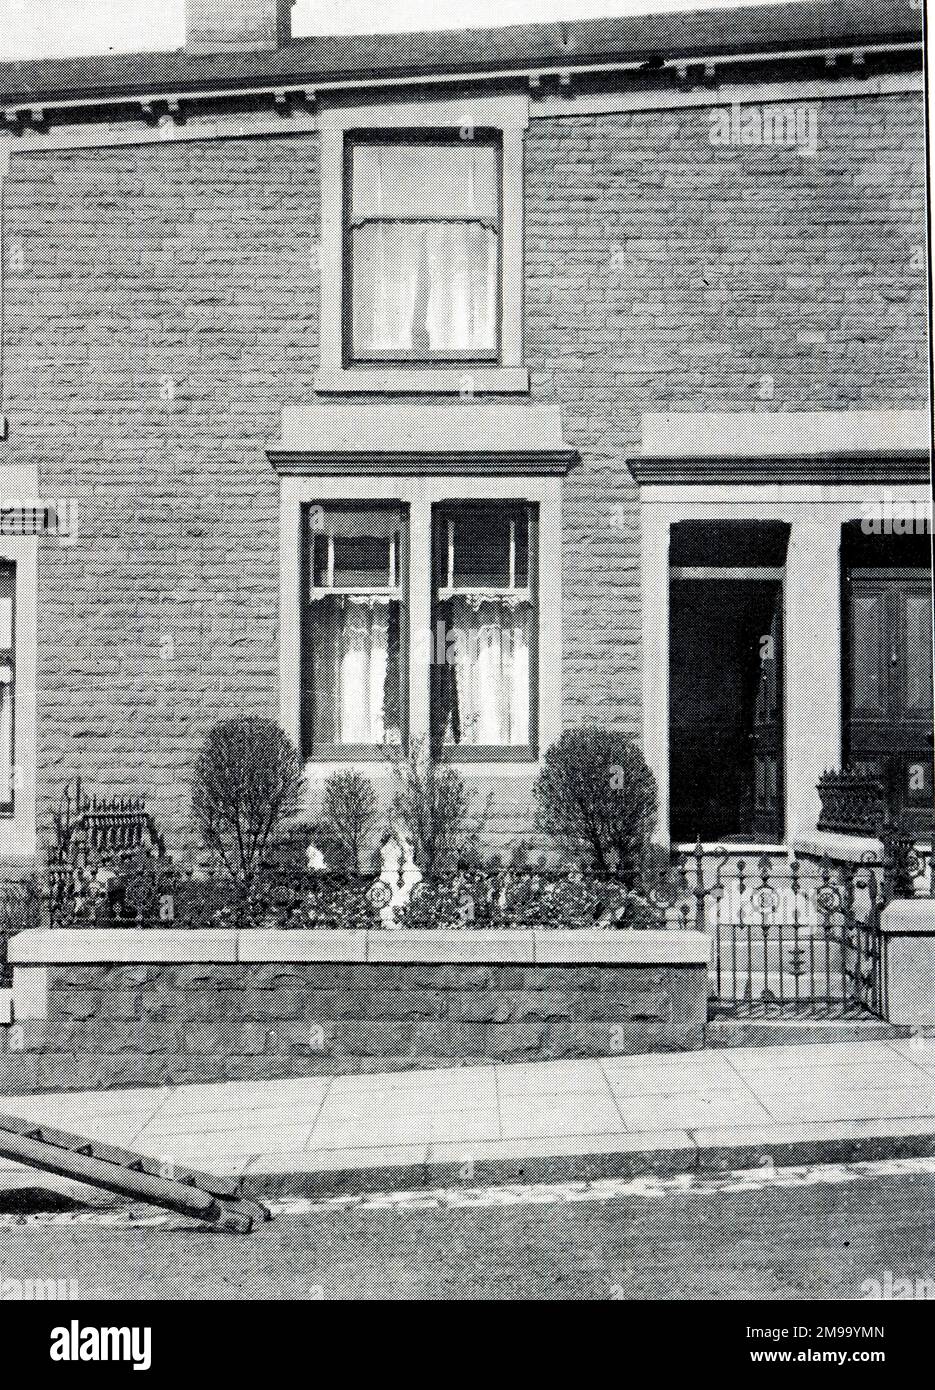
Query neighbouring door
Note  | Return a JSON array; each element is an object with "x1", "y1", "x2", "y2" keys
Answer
[
  {"x1": 670, "y1": 578, "x2": 784, "y2": 843},
  {"x1": 846, "y1": 569, "x2": 934, "y2": 834}
]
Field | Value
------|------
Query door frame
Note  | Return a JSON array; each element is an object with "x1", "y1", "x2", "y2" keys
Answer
[{"x1": 668, "y1": 569, "x2": 786, "y2": 845}]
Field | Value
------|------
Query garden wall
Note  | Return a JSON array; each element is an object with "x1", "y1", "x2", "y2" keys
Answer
[{"x1": 0, "y1": 930, "x2": 709, "y2": 1092}]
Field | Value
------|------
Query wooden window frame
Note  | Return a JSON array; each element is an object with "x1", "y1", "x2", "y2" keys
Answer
[
  {"x1": 430, "y1": 501, "x2": 539, "y2": 763},
  {"x1": 343, "y1": 130, "x2": 503, "y2": 369},
  {"x1": 299, "y1": 502, "x2": 410, "y2": 761}
]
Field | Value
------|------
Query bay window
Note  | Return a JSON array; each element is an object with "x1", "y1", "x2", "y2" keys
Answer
[
  {"x1": 345, "y1": 135, "x2": 501, "y2": 364},
  {"x1": 301, "y1": 505, "x2": 406, "y2": 756},
  {"x1": 431, "y1": 504, "x2": 537, "y2": 754}
]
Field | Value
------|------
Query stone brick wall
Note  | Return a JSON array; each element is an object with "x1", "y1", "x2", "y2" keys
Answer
[
  {"x1": 525, "y1": 96, "x2": 928, "y2": 733},
  {"x1": 0, "y1": 87, "x2": 925, "y2": 852},
  {"x1": 3, "y1": 135, "x2": 321, "y2": 846},
  {"x1": 0, "y1": 959, "x2": 706, "y2": 1092}
]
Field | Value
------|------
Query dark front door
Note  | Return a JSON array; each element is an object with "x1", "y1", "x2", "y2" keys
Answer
[
  {"x1": 846, "y1": 569, "x2": 934, "y2": 834},
  {"x1": 670, "y1": 578, "x2": 784, "y2": 843}
]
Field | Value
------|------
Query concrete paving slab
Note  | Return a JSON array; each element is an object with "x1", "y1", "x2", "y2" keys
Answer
[
  {"x1": 249, "y1": 1144, "x2": 431, "y2": 1174},
  {"x1": 762, "y1": 1087, "x2": 935, "y2": 1126},
  {"x1": 601, "y1": 1061, "x2": 737, "y2": 1096},
  {"x1": 614, "y1": 1092, "x2": 775, "y2": 1131},
  {"x1": 719, "y1": 1040, "x2": 904, "y2": 1072},
  {"x1": 880, "y1": 1039, "x2": 935, "y2": 1066},
  {"x1": 334, "y1": 1067, "x2": 497, "y2": 1093},
  {"x1": 316, "y1": 1094, "x2": 493, "y2": 1125},
  {"x1": 5, "y1": 1039, "x2": 935, "y2": 1202},
  {"x1": 500, "y1": 1100, "x2": 627, "y2": 1140},
  {"x1": 156, "y1": 1078, "x2": 331, "y2": 1110},
  {"x1": 494, "y1": 1061, "x2": 610, "y2": 1095},
  {"x1": 310, "y1": 1111, "x2": 501, "y2": 1149},
  {"x1": 138, "y1": 1105, "x2": 327, "y2": 1136},
  {"x1": 746, "y1": 1063, "x2": 935, "y2": 1094},
  {"x1": 135, "y1": 1122, "x2": 318, "y2": 1155}
]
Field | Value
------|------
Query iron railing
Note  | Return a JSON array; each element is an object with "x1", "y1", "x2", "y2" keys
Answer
[
  {"x1": 49, "y1": 779, "x2": 164, "y2": 867},
  {"x1": 41, "y1": 862, "x2": 667, "y2": 933},
  {"x1": 817, "y1": 768, "x2": 886, "y2": 838}
]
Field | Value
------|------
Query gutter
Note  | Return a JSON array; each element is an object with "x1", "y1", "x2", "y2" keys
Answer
[{"x1": 0, "y1": 38, "x2": 922, "y2": 126}]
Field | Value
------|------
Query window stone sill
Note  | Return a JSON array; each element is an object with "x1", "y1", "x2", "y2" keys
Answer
[{"x1": 314, "y1": 365, "x2": 530, "y2": 395}]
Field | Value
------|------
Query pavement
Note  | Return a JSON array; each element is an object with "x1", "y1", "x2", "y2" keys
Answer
[{"x1": 5, "y1": 1039, "x2": 935, "y2": 1201}]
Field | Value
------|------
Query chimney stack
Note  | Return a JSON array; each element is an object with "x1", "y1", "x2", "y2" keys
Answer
[{"x1": 186, "y1": 0, "x2": 292, "y2": 54}]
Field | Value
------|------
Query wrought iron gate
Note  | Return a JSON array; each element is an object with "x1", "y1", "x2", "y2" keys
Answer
[{"x1": 698, "y1": 839, "x2": 929, "y2": 1020}]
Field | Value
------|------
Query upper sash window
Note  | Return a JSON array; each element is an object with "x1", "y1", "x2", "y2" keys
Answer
[{"x1": 345, "y1": 135, "x2": 502, "y2": 366}]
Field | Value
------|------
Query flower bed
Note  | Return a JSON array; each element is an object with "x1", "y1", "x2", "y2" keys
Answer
[
  {"x1": 0, "y1": 878, "x2": 41, "y2": 987},
  {"x1": 41, "y1": 863, "x2": 677, "y2": 933}
]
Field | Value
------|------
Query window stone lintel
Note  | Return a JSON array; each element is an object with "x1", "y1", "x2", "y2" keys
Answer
[{"x1": 269, "y1": 402, "x2": 577, "y2": 475}]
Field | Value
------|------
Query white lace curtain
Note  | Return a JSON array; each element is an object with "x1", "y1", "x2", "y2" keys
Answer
[
  {"x1": 350, "y1": 143, "x2": 499, "y2": 356},
  {"x1": 311, "y1": 595, "x2": 398, "y2": 747},
  {"x1": 440, "y1": 596, "x2": 530, "y2": 748}
]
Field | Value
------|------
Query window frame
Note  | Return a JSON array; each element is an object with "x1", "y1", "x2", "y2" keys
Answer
[
  {"x1": 343, "y1": 130, "x2": 504, "y2": 369},
  {"x1": 430, "y1": 500, "x2": 539, "y2": 762},
  {"x1": 299, "y1": 501, "x2": 410, "y2": 761},
  {"x1": 315, "y1": 95, "x2": 529, "y2": 395}
]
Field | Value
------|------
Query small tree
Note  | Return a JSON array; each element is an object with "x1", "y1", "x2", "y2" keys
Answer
[
  {"x1": 534, "y1": 727, "x2": 657, "y2": 876},
  {"x1": 319, "y1": 771, "x2": 378, "y2": 872},
  {"x1": 190, "y1": 717, "x2": 304, "y2": 892},
  {"x1": 390, "y1": 737, "x2": 472, "y2": 874}
]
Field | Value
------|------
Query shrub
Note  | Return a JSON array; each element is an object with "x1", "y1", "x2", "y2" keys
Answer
[
  {"x1": 534, "y1": 727, "x2": 657, "y2": 876},
  {"x1": 389, "y1": 738, "x2": 473, "y2": 874},
  {"x1": 0, "y1": 877, "x2": 41, "y2": 986},
  {"x1": 190, "y1": 717, "x2": 304, "y2": 892},
  {"x1": 318, "y1": 771, "x2": 379, "y2": 872}
]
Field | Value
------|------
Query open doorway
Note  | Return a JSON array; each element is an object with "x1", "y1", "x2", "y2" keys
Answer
[{"x1": 668, "y1": 523, "x2": 788, "y2": 844}]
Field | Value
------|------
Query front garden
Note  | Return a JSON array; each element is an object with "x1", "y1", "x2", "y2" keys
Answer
[{"x1": 8, "y1": 720, "x2": 676, "y2": 954}]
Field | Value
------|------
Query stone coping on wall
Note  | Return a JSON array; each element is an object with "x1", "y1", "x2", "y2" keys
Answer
[
  {"x1": 792, "y1": 833, "x2": 882, "y2": 864},
  {"x1": 8, "y1": 928, "x2": 711, "y2": 967},
  {"x1": 879, "y1": 900, "x2": 935, "y2": 935}
]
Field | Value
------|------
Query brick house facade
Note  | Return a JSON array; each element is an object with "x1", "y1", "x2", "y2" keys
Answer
[{"x1": 0, "y1": 0, "x2": 929, "y2": 867}]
